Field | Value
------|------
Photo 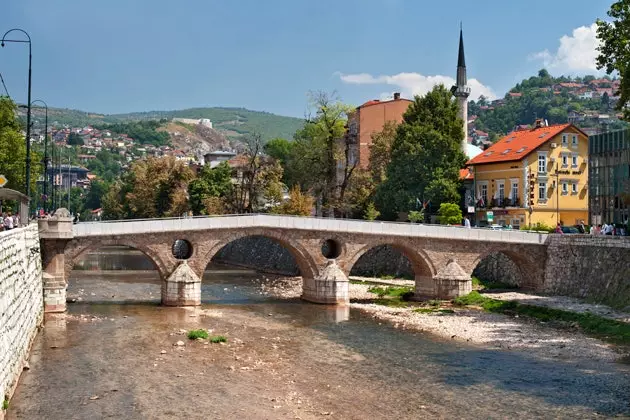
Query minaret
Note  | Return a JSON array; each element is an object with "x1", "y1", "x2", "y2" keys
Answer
[{"x1": 452, "y1": 24, "x2": 471, "y2": 149}]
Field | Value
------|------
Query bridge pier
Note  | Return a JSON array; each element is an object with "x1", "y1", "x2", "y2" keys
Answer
[
  {"x1": 38, "y1": 210, "x2": 74, "y2": 313},
  {"x1": 302, "y1": 260, "x2": 349, "y2": 305},
  {"x1": 162, "y1": 261, "x2": 201, "y2": 306},
  {"x1": 433, "y1": 260, "x2": 472, "y2": 299}
]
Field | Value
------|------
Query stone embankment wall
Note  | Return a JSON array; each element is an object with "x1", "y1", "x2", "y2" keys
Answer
[
  {"x1": 213, "y1": 236, "x2": 414, "y2": 278},
  {"x1": 472, "y1": 252, "x2": 521, "y2": 286},
  {"x1": 0, "y1": 225, "x2": 43, "y2": 412},
  {"x1": 543, "y1": 236, "x2": 630, "y2": 309}
]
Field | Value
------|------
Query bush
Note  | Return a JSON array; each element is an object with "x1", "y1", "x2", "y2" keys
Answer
[
  {"x1": 187, "y1": 329, "x2": 209, "y2": 340},
  {"x1": 437, "y1": 203, "x2": 463, "y2": 225},
  {"x1": 364, "y1": 202, "x2": 380, "y2": 221},
  {"x1": 209, "y1": 335, "x2": 227, "y2": 343},
  {"x1": 519, "y1": 222, "x2": 554, "y2": 233},
  {"x1": 408, "y1": 210, "x2": 424, "y2": 223}
]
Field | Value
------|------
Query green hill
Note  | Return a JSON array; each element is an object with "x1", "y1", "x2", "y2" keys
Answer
[
  {"x1": 469, "y1": 70, "x2": 627, "y2": 142},
  {"x1": 32, "y1": 106, "x2": 304, "y2": 142}
]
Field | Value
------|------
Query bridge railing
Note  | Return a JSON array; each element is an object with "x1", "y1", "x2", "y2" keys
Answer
[{"x1": 73, "y1": 213, "x2": 553, "y2": 244}]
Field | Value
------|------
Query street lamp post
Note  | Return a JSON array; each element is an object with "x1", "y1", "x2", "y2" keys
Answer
[
  {"x1": 31, "y1": 99, "x2": 49, "y2": 212},
  {"x1": 1, "y1": 29, "x2": 33, "y2": 205}
]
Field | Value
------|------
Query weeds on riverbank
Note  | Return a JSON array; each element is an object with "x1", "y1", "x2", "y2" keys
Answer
[
  {"x1": 454, "y1": 291, "x2": 630, "y2": 345},
  {"x1": 187, "y1": 329, "x2": 209, "y2": 340},
  {"x1": 471, "y1": 276, "x2": 518, "y2": 291},
  {"x1": 367, "y1": 286, "x2": 414, "y2": 307},
  {"x1": 2, "y1": 396, "x2": 8, "y2": 410},
  {"x1": 209, "y1": 335, "x2": 227, "y2": 343}
]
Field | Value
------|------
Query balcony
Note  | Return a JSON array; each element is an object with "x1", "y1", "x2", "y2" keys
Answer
[{"x1": 482, "y1": 198, "x2": 521, "y2": 209}]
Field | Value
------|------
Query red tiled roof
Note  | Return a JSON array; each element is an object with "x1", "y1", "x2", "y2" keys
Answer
[
  {"x1": 459, "y1": 168, "x2": 474, "y2": 180},
  {"x1": 358, "y1": 98, "x2": 412, "y2": 109},
  {"x1": 466, "y1": 123, "x2": 572, "y2": 165},
  {"x1": 508, "y1": 92, "x2": 522, "y2": 97}
]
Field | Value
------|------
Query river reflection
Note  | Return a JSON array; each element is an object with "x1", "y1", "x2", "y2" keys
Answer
[{"x1": 9, "y1": 247, "x2": 630, "y2": 419}]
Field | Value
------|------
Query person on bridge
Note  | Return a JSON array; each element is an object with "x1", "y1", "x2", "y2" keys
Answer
[{"x1": 464, "y1": 216, "x2": 471, "y2": 229}]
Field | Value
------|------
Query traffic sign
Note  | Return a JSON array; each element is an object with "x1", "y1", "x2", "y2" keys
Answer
[
  {"x1": 486, "y1": 210, "x2": 494, "y2": 222},
  {"x1": 0, "y1": 174, "x2": 7, "y2": 188}
]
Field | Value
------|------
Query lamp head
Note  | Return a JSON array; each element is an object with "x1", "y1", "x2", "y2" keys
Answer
[{"x1": 0, "y1": 41, "x2": 4, "y2": 47}]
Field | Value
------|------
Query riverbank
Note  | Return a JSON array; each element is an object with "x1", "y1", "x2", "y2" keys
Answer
[{"x1": 258, "y1": 276, "x2": 630, "y2": 363}]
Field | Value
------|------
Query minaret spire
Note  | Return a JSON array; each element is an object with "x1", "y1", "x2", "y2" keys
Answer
[{"x1": 452, "y1": 24, "x2": 471, "y2": 149}]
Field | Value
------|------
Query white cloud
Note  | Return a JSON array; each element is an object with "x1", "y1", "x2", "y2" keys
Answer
[
  {"x1": 337, "y1": 72, "x2": 497, "y2": 101},
  {"x1": 530, "y1": 23, "x2": 602, "y2": 74}
]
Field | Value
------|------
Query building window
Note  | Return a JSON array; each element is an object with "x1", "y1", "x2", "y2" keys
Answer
[
  {"x1": 538, "y1": 154, "x2": 547, "y2": 173},
  {"x1": 512, "y1": 219, "x2": 521, "y2": 229},
  {"x1": 572, "y1": 182, "x2": 578, "y2": 194},
  {"x1": 498, "y1": 182, "x2": 505, "y2": 205},
  {"x1": 572, "y1": 154, "x2": 578, "y2": 168},
  {"x1": 562, "y1": 182, "x2": 568, "y2": 195},
  {"x1": 538, "y1": 182, "x2": 546, "y2": 200},
  {"x1": 572, "y1": 135, "x2": 578, "y2": 147},
  {"x1": 562, "y1": 134, "x2": 568, "y2": 146},
  {"x1": 562, "y1": 154, "x2": 568, "y2": 167},
  {"x1": 480, "y1": 184, "x2": 488, "y2": 205},
  {"x1": 511, "y1": 182, "x2": 519, "y2": 202}
]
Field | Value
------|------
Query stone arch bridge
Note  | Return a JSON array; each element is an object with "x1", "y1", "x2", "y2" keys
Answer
[{"x1": 39, "y1": 213, "x2": 549, "y2": 313}]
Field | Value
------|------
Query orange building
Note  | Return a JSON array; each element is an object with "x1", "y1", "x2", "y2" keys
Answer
[{"x1": 346, "y1": 93, "x2": 412, "y2": 168}]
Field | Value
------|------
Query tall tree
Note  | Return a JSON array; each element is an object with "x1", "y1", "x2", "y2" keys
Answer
[
  {"x1": 188, "y1": 161, "x2": 233, "y2": 215},
  {"x1": 0, "y1": 97, "x2": 41, "y2": 194},
  {"x1": 102, "y1": 156, "x2": 194, "y2": 219},
  {"x1": 67, "y1": 132, "x2": 84, "y2": 146},
  {"x1": 597, "y1": 1, "x2": 630, "y2": 119},
  {"x1": 374, "y1": 85, "x2": 467, "y2": 220}
]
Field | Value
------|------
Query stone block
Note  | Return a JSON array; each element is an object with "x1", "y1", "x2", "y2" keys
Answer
[{"x1": 162, "y1": 261, "x2": 201, "y2": 307}]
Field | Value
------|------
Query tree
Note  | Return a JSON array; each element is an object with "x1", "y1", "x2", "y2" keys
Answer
[
  {"x1": 285, "y1": 92, "x2": 353, "y2": 214},
  {"x1": 231, "y1": 133, "x2": 285, "y2": 213},
  {"x1": 368, "y1": 121, "x2": 397, "y2": 185},
  {"x1": 271, "y1": 185, "x2": 314, "y2": 216},
  {"x1": 597, "y1": 1, "x2": 630, "y2": 119},
  {"x1": 102, "y1": 156, "x2": 194, "y2": 219},
  {"x1": 84, "y1": 180, "x2": 109, "y2": 210},
  {"x1": 188, "y1": 161, "x2": 233, "y2": 215},
  {"x1": 374, "y1": 85, "x2": 467, "y2": 220},
  {"x1": 437, "y1": 202, "x2": 463, "y2": 225},
  {"x1": 67, "y1": 132, "x2": 84, "y2": 146},
  {"x1": 0, "y1": 97, "x2": 41, "y2": 194},
  {"x1": 263, "y1": 137, "x2": 293, "y2": 166},
  {"x1": 363, "y1": 202, "x2": 380, "y2": 221}
]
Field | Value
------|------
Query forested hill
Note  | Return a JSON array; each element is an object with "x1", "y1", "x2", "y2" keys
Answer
[
  {"x1": 30, "y1": 106, "x2": 304, "y2": 141},
  {"x1": 469, "y1": 70, "x2": 626, "y2": 143}
]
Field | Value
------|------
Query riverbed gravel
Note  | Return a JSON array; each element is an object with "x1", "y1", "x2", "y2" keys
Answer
[{"x1": 256, "y1": 275, "x2": 628, "y2": 363}]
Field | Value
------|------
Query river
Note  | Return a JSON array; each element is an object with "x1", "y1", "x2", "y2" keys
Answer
[{"x1": 7, "y1": 247, "x2": 630, "y2": 419}]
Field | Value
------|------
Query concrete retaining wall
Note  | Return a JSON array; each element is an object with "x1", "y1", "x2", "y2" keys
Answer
[
  {"x1": 0, "y1": 225, "x2": 43, "y2": 412},
  {"x1": 543, "y1": 236, "x2": 630, "y2": 309}
]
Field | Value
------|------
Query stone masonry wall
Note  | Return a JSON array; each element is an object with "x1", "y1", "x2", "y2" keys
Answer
[
  {"x1": 472, "y1": 252, "x2": 521, "y2": 286},
  {"x1": 213, "y1": 236, "x2": 300, "y2": 276},
  {"x1": 213, "y1": 236, "x2": 415, "y2": 279},
  {"x1": 0, "y1": 225, "x2": 43, "y2": 411},
  {"x1": 544, "y1": 236, "x2": 630, "y2": 309}
]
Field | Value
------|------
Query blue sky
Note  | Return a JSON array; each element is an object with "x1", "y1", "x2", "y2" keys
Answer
[{"x1": 1, "y1": 0, "x2": 610, "y2": 118}]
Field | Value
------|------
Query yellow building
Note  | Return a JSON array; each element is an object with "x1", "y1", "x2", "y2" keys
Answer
[{"x1": 466, "y1": 120, "x2": 589, "y2": 229}]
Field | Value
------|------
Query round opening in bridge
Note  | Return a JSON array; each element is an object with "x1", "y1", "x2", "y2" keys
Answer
[
  {"x1": 172, "y1": 239, "x2": 193, "y2": 260},
  {"x1": 321, "y1": 239, "x2": 341, "y2": 259}
]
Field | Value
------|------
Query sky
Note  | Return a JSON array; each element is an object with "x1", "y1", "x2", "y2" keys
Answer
[{"x1": 0, "y1": 0, "x2": 611, "y2": 118}]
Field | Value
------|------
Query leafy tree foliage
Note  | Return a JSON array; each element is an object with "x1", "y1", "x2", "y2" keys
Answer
[
  {"x1": 285, "y1": 92, "x2": 353, "y2": 213},
  {"x1": 375, "y1": 85, "x2": 467, "y2": 220},
  {"x1": 271, "y1": 185, "x2": 313, "y2": 216},
  {"x1": 67, "y1": 132, "x2": 84, "y2": 146},
  {"x1": 102, "y1": 156, "x2": 194, "y2": 219},
  {"x1": 86, "y1": 149, "x2": 123, "y2": 182},
  {"x1": 263, "y1": 137, "x2": 293, "y2": 166},
  {"x1": 437, "y1": 203, "x2": 463, "y2": 225},
  {"x1": 597, "y1": 1, "x2": 630, "y2": 119},
  {"x1": 84, "y1": 180, "x2": 109, "y2": 210},
  {"x1": 94, "y1": 120, "x2": 170, "y2": 146},
  {"x1": 0, "y1": 97, "x2": 42, "y2": 194},
  {"x1": 188, "y1": 161, "x2": 233, "y2": 215},
  {"x1": 363, "y1": 202, "x2": 380, "y2": 221}
]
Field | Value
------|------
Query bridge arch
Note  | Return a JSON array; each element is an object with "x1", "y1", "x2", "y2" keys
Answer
[
  {"x1": 345, "y1": 241, "x2": 436, "y2": 280},
  {"x1": 197, "y1": 229, "x2": 320, "y2": 280},
  {"x1": 471, "y1": 249, "x2": 528, "y2": 289},
  {"x1": 64, "y1": 238, "x2": 170, "y2": 281}
]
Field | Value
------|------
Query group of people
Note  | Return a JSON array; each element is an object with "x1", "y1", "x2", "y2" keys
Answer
[
  {"x1": 589, "y1": 223, "x2": 627, "y2": 236},
  {"x1": 0, "y1": 212, "x2": 20, "y2": 231}
]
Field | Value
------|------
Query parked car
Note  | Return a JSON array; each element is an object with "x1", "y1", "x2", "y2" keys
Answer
[{"x1": 561, "y1": 226, "x2": 580, "y2": 234}]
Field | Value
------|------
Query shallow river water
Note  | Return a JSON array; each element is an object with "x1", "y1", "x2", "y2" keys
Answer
[{"x1": 7, "y1": 248, "x2": 630, "y2": 419}]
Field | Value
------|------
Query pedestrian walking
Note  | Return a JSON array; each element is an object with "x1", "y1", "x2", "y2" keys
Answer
[{"x1": 464, "y1": 216, "x2": 471, "y2": 229}]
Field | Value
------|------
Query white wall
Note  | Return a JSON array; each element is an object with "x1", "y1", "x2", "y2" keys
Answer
[{"x1": 0, "y1": 225, "x2": 43, "y2": 406}]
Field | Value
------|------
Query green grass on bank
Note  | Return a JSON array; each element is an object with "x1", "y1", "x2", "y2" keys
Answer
[
  {"x1": 187, "y1": 329, "x2": 209, "y2": 340},
  {"x1": 471, "y1": 276, "x2": 519, "y2": 291},
  {"x1": 454, "y1": 291, "x2": 630, "y2": 345},
  {"x1": 366, "y1": 286, "x2": 415, "y2": 308}
]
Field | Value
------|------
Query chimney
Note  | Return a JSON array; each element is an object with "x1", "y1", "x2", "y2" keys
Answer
[{"x1": 393, "y1": 92, "x2": 401, "y2": 100}]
